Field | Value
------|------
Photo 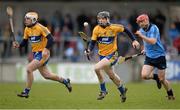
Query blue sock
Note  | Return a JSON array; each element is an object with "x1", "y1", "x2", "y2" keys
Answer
[
  {"x1": 62, "y1": 79, "x2": 68, "y2": 85},
  {"x1": 23, "y1": 88, "x2": 30, "y2": 94},
  {"x1": 118, "y1": 85, "x2": 125, "y2": 94},
  {"x1": 100, "y1": 82, "x2": 107, "y2": 92}
]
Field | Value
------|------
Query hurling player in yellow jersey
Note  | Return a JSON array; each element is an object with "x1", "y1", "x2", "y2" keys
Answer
[
  {"x1": 85, "y1": 11, "x2": 140, "y2": 103},
  {"x1": 13, "y1": 12, "x2": 72, "y2": 98}
]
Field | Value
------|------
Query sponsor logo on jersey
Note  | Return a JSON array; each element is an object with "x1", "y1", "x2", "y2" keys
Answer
[{"x1": 97, "y1": 36, "x2": 114, "y2": 44}]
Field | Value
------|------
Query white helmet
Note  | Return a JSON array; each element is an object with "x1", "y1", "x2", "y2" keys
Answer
[{"x1": 25, "y1": 12, "x2": 38, "y2": 24}]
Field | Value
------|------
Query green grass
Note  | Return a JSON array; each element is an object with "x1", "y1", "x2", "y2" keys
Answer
[{"x1": 0, "y1": 82, "x2": 179, "y2": 109}]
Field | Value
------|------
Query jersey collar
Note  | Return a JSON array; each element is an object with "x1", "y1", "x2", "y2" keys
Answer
[{"x1": 143, "y1": 23, "x2": 152, "y2": 32}]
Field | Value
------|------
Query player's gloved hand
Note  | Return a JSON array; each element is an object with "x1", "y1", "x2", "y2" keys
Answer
[
  {"x1": 84, "y1": 49, "x2": 91, "y2": 55},
  {"x1": 12, "y1": 41, "x2": 19, "y2": 48},
  {"x1": 132, "y1": 40, "x2": 140, "y2": 49},
  {"x1": 84, "y1": 49, "x2": 91, "y2": 60},
  {"x1": 141, "y1": 49, "x2": 146, "y2": 55}
]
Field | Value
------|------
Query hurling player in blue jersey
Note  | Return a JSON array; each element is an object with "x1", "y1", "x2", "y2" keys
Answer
[{"x1": 135, "y1": 14, "x2": 175, "y2": 100}]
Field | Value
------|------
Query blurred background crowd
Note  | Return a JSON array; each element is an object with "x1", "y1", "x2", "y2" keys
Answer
[{"x1": 0, "y1": 0, "x2": 180, "y2": 63}]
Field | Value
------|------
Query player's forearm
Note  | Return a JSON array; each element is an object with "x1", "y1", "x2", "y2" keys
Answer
[
  {"x1": 45, "y1": 34, "x2": 54, "y2": 49},
  {"x1": 124, "y1": 27, "x2": 136, "y2": 41},
  {"x1": 141, "y1": 35, "x2": 156, "y2": 44},
  {"x1": 20, "y1": 39, "x2": 28, "y2": 47},
  {"x1": 88, "y1": 40, "x2": 96, "y2": 51}
]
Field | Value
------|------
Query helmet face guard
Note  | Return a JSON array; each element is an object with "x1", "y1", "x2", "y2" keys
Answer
[
  {"x1": 25, "y1": 12, "x2": 38, "y2": 24},
  {"x1": 136, "y1": 14, "x2": 150, "y2": 30},
  {"x1": 97, "y1": 11, "x2": 110, "y2": 27}
]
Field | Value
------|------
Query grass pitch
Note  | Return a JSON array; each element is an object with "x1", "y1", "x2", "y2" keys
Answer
[{"x1": 0, "y1": 82, "x2": 179, "y2": 109}]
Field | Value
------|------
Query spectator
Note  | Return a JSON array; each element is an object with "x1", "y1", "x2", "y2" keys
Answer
[
  {"x1": 128, "y1": 10, "x2": 139, "y2": 32},
  {"x1": 174, "y1": 16, "x2": 180, "y2": 33},
  {"x1": 76, "y1": 11, "x2": 90, "y2": 31},
  {"x1": 154, "y1": 9, "x2": 166, "y2": 36},
  {"x1": 2, "y1": 24, "x2": 11, "y2": 57},
  {"x1": 51, "y1": 10, "x2": 64, "y2": 33},
  {"x1": 62, "y1": 14, "x2": 74, "y2": 32},
  {"x1": 53, "y1": 27, "x2": 61, "y2": 56},
  {"x1": 168, "y1": 22, "x2": 180, "y2": 41}
]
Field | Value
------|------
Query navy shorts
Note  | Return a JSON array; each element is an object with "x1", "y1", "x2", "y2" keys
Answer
[
  {"x1": 33, "y1": 51, "x2": 49, "y2": 66},
  {"x1": 144, "y1": 56, "x2": 167, "y2": 70}
]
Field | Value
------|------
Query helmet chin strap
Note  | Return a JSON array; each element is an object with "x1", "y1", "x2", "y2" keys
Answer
[
  {"x1": 106, "y1": 19, "x2": 110, "y2": 25},
  {"x1": 26, "y1": 21, "x2": 37, "y2": 27}
]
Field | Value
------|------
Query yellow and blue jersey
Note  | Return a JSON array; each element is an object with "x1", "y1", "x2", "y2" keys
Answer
[
  {"x1": 91, "y1": 24, "x2": 124, "y2": 56},
  {"x1": 23, "y1": 23, "x2": 50, "y2": 52}
]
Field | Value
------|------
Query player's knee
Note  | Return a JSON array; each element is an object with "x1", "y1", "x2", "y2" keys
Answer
[
  {"x1": 141, "y1": 75, "x2": 147, "y2": 79},
  {"x1": 94, "y1": 67, "x2": 100, "y2": 73},
  {"x1": 157, "y1": 73, "x2": 165, "y2": 81},
  {"x1": 26, "y1": 68, "x2": 33, "y2": 74},
  {"x1": 43, "y1": 74, "x2": 51, "y2": 79},
  {"x1": 159, "y1": 76, "x2": 165, "y2": 82}
]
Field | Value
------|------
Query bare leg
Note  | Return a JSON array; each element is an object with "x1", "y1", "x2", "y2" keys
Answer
[
  {"x1": 104, "y1": 66, "x2": 121, "y2": 86},
  {"x1": 94, "y1": 58, "x2": 110, "y2": 100},
  {"x1": 17, "y1": 59, "x2": 40, "y2": 98},
  {"x1": 141, "y1": 65, "x2": 154, "y2": 80},
  {"x1": 38, "y1": 66, "x2": 72, "y2": 92},
  {"x1": 158, "y1": 69, "x2": 175, "y2": 100},
  {"x1": 97, "y1": 58, "x2": 127, "y2": 102},
  {"x1": 94, "y1": 58, "x2": 109, "y2": 83},
  {"x1": 38, "y1": 65, "x2": 64, "y2": 82},
  {"x1": 26, "y1": 59, "x2": 40, "y2": 88},
  {"x1": 158, "y1": 69, "x2": 170, "y2": 90}
]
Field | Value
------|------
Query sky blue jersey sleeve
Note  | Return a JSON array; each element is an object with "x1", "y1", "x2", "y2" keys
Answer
[{"x1": 149, "y1": 25, "x2": 159, "y2": 39}]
